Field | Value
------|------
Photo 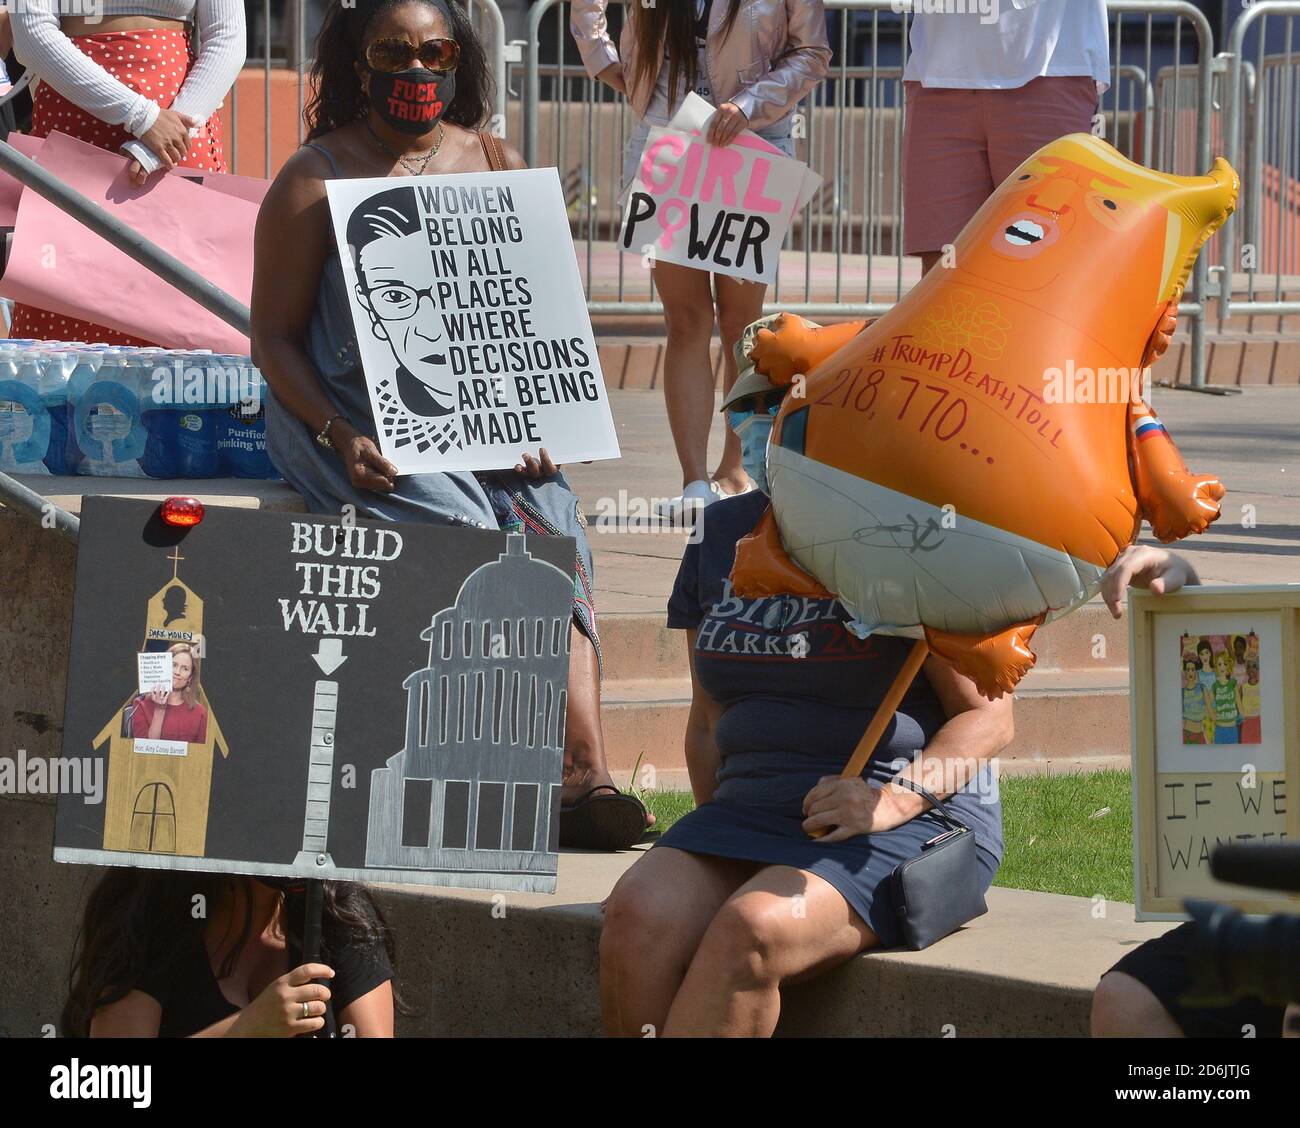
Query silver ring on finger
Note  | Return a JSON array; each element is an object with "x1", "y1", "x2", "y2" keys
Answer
[{"x1": 302, "y1": 1001, "x2": 311, "y2": 1019}]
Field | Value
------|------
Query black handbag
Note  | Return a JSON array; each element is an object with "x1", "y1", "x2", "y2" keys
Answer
[{"x1": 890, "y1": 778, "x2": 989, "y2": 950}]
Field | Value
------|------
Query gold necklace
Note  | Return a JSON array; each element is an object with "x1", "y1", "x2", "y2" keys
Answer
[{"x1": 365, "y1": 120, "x2": 445, "y2": 176}]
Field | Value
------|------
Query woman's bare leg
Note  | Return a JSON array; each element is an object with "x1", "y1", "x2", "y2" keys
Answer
[
  {"x1": 562, "y1": 625, "x2": 655, "y2": 821},
  {"x1": 653, "y1": 260, "x2": 718, "y2": 488},
  {"x1": 712, "y1": 274, "x2": 768, "y2": 494},
  {"x1": 662, "y1": 865, "x2": 875, "y2": 1037},
  {"x1": 600, "y1": 846, "x2": 757, "y2": 1036}
]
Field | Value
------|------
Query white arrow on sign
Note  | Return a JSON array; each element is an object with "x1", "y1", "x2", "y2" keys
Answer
[
  {"x1": 296, "y1": 637, "x2": 346, "y2": 870},
  {"x1": 312, "y1": 637, "x2": 348, "y2": 676}
]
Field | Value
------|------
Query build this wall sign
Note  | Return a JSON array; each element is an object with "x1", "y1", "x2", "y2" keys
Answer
[{"x1": 54, "y1": 497, "x2": 575, "y2": 894}]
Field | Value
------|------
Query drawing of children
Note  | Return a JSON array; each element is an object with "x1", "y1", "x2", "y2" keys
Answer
[
  {"x1": 1210, "y1": 648, "x2": 1242, "y2": 744},
  {"x1": 1239, "y1": 659, "x2": 1261, "y2": 744}
]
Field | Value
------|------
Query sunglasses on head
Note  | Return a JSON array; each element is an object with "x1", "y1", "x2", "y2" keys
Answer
[{"x1": 365, "y1": 36, "x2": 460, "y2": 74}]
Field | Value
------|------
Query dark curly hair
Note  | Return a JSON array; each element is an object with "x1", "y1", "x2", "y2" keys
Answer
[{"x1": 305, "y1": 0, "x2": 494, "y2": 141}]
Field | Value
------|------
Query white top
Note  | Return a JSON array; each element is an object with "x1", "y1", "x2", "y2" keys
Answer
[
  {"x1": 644, "y1": 0, "x2": 714, "y2": 125},
  {"x1": 11, "y1": 0, "x2": 246, "y2": 139},
  {"x1": 903, "y1": 0, "x2": 1110, "y2": 91}
]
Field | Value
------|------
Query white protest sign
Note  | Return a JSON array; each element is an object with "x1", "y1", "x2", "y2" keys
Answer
[
  {"x1": 667, "y1": 93, "x2": 822, "y2": 213},
  {"x1": 137, "y1": 651, "x2": 172, "y2": 696},
  {"x1": 326, "y1": 169, "x2": 620, "y2": 475},
  {"x1": 620, "y1": 94, "x2": 821, "y2": 285}
]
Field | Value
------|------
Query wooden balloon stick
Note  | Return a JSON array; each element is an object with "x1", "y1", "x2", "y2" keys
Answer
[{"x1": 808, "y1": 638, "x2": 930, "y2": 839}]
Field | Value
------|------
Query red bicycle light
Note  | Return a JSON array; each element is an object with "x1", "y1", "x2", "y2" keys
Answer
[{"x1": 160, "y1": 496, "x2": 205, "y2": 527}]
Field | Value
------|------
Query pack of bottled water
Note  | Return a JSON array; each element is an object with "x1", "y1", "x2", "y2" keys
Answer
[{"x1": 0, "y1": 341, "x2": 279, "y2": 479}]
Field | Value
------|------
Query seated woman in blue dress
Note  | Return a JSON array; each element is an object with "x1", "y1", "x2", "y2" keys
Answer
[{"x1": 598, "y1": 352, "x2": 1013, "y2": 1036}]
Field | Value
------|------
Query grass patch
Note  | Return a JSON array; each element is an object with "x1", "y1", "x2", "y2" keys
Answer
[
  {"x1": 994, "y1": 769, "x2": 1133, "y2": 902},
  {"x1": 642, "y1": 789, "x2": 697, "y2": 834},
  {"x1": 639, "y1": 769, "x2": 1135, "y2": 902}
]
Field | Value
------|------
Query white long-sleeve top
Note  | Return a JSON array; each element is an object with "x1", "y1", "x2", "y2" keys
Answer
[{"x1": 11, "y1": 0, "x2": 246, "y2": 139}]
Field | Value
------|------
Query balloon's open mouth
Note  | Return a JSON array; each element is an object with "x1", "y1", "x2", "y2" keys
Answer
[
  {"x1": 991, "y1": 211, "x2": 1061, "y2": 259},
  {"x1": 1004, "y1": 220, "x2": 1044, "y2": 246},
  {"x1": 420, "y1": 352, "x2": 447, "y2": 365}
]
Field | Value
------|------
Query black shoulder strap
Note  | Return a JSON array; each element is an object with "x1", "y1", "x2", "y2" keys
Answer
[
  {"x1": 302, "y1": 141, "x2": 342, "y2": 177},
  {"x1": 893, "y1": 775, "x2": 972, "y2": 832}
]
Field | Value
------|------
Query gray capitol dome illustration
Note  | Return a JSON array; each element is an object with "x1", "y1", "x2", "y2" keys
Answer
[{"x1": 365, "y1": 534, "x2": 572, "y2": 876}]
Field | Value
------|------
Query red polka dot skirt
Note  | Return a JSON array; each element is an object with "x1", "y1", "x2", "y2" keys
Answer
[{"x1": 9, "y1": 29, "x2": 228, "y2": 346}]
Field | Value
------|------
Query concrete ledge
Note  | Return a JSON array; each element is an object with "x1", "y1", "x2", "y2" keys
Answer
[
  {"x1": 372, "y1": 847, "x2": 1175, "y2": 1038},
  {"x1": 1, "y1": 793, "x2": 1173, "y2": 1037},
  {"x1": 8, "y1": 475, "x2": 307, "y2": 516}
]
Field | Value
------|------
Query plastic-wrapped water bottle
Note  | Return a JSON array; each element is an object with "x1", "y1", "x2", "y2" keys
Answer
[
  {"x1": 216, "y1": 358, "x2": 275, "y2": 478},
  {"x1": 56, "y1": 348, "x2": 107, "y2": 474},
  {"x1": 70, "y1": 349, "x2": 148, "y2": 477},
  {"x1": 0, "y1": 348, "x2": 51, "y2": 475},
  {"x1": 169, "y1": 351, "x2": 221, "y2": 477},
  {"x1": 140, "y1": 348, "x2": 185, "y2": 478}
]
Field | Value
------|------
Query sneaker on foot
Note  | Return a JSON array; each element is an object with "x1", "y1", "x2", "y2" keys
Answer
[{"x1": 655, "y1": 478, "x2": 719, "y2": 519}]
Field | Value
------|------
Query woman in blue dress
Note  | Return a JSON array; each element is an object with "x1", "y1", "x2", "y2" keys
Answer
[
  {"x1": 599, "y1": 353, "x2": 1013, "y2": 1035},
  {"x1": 250, "y1": 0, "x2": 648, "y2": 848}
]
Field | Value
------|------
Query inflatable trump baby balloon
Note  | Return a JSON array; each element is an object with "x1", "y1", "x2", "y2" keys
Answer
[{"x1": 732, "y1": 134, "x2": 1236, "y2": 701}]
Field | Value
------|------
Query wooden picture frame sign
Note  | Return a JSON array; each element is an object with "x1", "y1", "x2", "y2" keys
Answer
[{"x1": 1129, "y1": 585, "x2": 1300, "y2": 919}]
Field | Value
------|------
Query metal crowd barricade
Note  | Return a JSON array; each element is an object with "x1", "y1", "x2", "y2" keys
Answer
[
  {"x1": 522, "y1": 0, "x2": 1221, "y2": 386},
  {"x1": 1222, "y1": 1, "x2": 1300, "y2": 323},
  {"x1": 227, "y1": 0, "x2": 509, "y2": 177}
]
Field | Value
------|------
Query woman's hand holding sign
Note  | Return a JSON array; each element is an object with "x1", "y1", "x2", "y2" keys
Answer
[
  {"x1": 706, "y1": 102, "x2": 750, "y2": 147},
  {"x1": 514, "y1": 448, "x2": 559, "y2": 478},
  {"x1": 336, "y1": 422, "x2": 399, "y2": 494},
  {"x1": 227, "y1": 963, "x2": 335, "y2": 1037}
]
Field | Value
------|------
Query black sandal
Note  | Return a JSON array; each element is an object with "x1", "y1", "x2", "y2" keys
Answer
[{"x1": 559, "y1": 786, "x2": 649, "y2": 851}]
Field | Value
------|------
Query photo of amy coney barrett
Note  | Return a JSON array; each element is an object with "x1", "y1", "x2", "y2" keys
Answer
[{"x1": 127, "y1": 641, "x2": 208, "y2": 746}]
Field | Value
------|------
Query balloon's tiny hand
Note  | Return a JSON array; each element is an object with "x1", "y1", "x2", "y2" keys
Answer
[{"x1": 1141, "y1": 299, "x2": 1180, "y2": 369}]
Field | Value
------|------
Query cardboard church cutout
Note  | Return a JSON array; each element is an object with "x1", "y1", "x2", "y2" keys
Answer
[
  {"x1": 55, "y1": 497, "x2": 575, "y2": 894},
  {"x1": 98, "y1": 546, "x2": 228, "y2": 858}
]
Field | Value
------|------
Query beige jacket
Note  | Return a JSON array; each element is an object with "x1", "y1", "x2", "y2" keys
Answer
[{"x1": 569, "y1": 0, "x2": 831, "y2": 130}]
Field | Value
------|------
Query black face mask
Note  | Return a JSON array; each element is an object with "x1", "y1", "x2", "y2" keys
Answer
[{"x1": 367, "y1": 67, "x2": 456, "y2": 135}]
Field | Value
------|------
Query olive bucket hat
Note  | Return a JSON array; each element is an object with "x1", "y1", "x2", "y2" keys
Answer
[{"x1": 719, "y1": 312, "x2": 824, "y2": 414}]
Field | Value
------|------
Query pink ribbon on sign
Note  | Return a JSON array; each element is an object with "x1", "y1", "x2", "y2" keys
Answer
[{"x1": 0, "y1": 131, "x2": 269, "y2": 351}]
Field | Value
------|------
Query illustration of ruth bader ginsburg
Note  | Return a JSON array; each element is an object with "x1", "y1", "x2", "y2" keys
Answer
[{"x1": 347, "y1": 184, "x2": 464, "y2": 456}]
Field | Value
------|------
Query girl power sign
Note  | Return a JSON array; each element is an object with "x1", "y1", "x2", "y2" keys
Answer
[{"x1": 620, "y1": 94, "x2": 821, "y2": 285}]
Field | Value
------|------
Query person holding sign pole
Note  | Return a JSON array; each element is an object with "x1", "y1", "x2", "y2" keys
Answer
[
  {"x1": 571, "y1": 0, "x2": 830, "y2": 514},
  {"x1": 252, "y1": 0, "x2": 651, "y2": 850},
  {"x1": 63, "y1": 872, "x2": 395, "y2": 1037}
]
